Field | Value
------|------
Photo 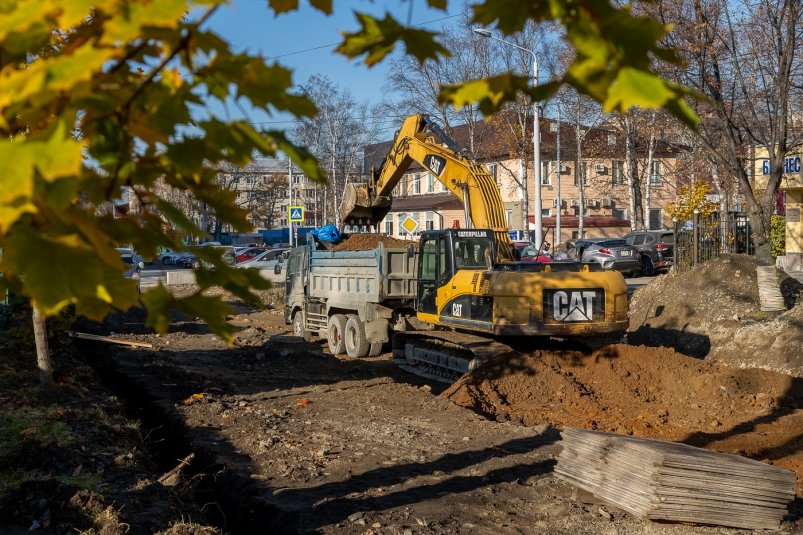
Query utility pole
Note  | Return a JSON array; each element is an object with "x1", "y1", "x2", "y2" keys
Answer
[
  {"x1": 288, "y1": 158, "x2": 293, "y2": 247},
  {"x1": 556, "y1": 104, "x2": 562, "y2": 247}
]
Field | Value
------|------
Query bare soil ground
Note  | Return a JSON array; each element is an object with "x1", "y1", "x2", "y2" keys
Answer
[{"x1": 2, "y1": 254, "x2": 802, "y2": 533}]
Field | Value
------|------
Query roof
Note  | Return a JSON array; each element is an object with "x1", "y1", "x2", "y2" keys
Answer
[
  {"x1": 363, "y1": 116, "x2": 688, "y2": 172},
  {"x1": 388, "y1": 192, "x2": 462, "y2": 212},
  {"x1": 528, "y1": 214, "x2": 632, "y2": 228}
]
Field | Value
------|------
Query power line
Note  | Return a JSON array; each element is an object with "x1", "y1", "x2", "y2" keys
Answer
[{"x1": 266, "y1": 11, "x2": 467, "y2": 60}]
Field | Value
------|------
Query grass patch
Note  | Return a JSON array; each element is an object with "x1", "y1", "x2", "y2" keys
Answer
[{"x1": 0, "y1": 406, "x2": 74, "y2": 457}]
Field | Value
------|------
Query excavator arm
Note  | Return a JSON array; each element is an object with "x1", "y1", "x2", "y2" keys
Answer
[{"x1": 341, "y1": 115, "x2": 515, "y2": 261}]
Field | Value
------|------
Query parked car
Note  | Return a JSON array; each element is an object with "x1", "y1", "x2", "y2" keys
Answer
[
  {"x1": 118, "y1": 248, "x2": 144, "y2": 282},
  {"x1": 565, "y1": 238, "x2": 641, "y2": 277},
  {"x1": 160, "y1": 250, "x2": 193, "y2": 266},
  {"x1": 236, "y1": 246, "x2": 269, "y2": 263},
  {"x1": 624, "y1": 230, "x2": 674, "y2": 276},
  {"x1": 236, "y1": 248, "x2": 290, "y2": 282},
  {"x1": 511, "y1": 241, "x2": 551, "y2": 262}
]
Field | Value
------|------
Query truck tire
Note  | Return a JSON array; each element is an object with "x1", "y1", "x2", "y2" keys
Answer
[
  {"x1": 344, "y1": 315, "x2": 369, "y2": 358},
  {"x1": 293, "y1": 310, "x2": 312, "y2": 342},
  {"x1": 368, "y1": 342, "x2": 383, "y2": 357},
  {"x1": 327, "y1": 314, "x2": 347, "y2": 355}
]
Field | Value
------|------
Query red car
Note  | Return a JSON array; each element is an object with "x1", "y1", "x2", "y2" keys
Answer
[
  {"x1": 236, "y1": 247, "x2": 269, "y2": 263},
  {"x1": 512, "y1": 241, "x2": 552, "y2": 263}
]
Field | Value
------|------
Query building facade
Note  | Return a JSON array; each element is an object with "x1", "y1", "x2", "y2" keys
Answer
[{"x1": 365, "y1": 118, "x2": 686, "y2": 247}]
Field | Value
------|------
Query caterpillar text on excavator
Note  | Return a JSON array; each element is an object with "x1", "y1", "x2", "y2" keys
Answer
[{"x1": 284, "y1": 114, "x2": 629, "y2": 381}]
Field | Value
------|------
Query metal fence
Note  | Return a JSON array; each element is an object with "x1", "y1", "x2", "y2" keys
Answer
[{"x1": 674, "y1": 212, "x2": 754, "y2": 272}]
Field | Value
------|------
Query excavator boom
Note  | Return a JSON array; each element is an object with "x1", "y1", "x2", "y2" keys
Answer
[{"x1": 340, "y1": 115, "x2": 515, "y2": 261}]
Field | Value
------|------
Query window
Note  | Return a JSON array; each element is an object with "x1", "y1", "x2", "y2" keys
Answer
[
  {"x1": 572, "y1": 207, "x2": 590, "y2": 216},
  {"x1": 612, "y1": 208, "x2": 627, "y2": 220},
  {"x1": 427, "y1": 172, "x2": 435, "y2": 193},
  {"x1": 541, "y1": 161, "x2": 551, "y2": 185},
  {"x1": 419, "y1": 239, "x2": 437, "y2": 280},
  {"x1": 648, "y1": 208, "x2": 662, "y2": 230},
  {"x1": 506, "y1": 209, "x2": 513, "y2": 227},
  {"x1": 397, "y1": 214, "x2": 404, "y2": 234},
  {"x1": 541, "y1": 208, "x2": 551, "y2": 217},
  {"x1": 425, "y1": 211, "x2": 434, "y2": 231},
  {"x1": 649, "y1": 161, "x2": 663, "y2": 186},
  {"x1": 574, "y1": 163, "x2": 589, "y2": 186},
  {"x1": 385, "y1": 220, "x2": 393, "y2": 235},
  {"x1": 612, "y1": 160, "x2": 625, "y2": 185},
  {"x1": 486, "y1": 163, "x2": 497, "y2": 181},
  {"x1": 413, "y1": 173, "x2": 421, "y2": 194}
]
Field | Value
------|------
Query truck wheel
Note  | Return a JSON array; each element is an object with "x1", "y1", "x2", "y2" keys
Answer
[
  {"x1": 368, "y1": 342, "x2": 383, "y2": 357},
  {"x1": 327, "y1": 314, "x2": 347, "y2": 355},
  {"x1": 344, "y1": 315, "x2": 369, "y2": 358},
  {"x1": 293, "y1": 310, "x2": 312, "y2": 342}
]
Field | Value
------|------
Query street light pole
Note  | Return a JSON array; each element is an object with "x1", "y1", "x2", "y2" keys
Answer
[{"x1": 473, "y1": 28, "x2": 541, "y2": 245}]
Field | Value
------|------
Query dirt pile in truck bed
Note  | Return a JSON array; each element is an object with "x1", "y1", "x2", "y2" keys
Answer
[{"x1": 329, "y1": 233, "x2": 416, "y2": 251}]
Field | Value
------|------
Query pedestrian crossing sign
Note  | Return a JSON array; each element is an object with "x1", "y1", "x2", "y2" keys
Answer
[{"x1": 288, "y1": 206, "x2": 305, "y2": 223}]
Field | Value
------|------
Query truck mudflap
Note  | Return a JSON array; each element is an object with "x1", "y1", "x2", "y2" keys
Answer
[{"x1": 392, "y1": 331, "x2": 516, "y2": 383}]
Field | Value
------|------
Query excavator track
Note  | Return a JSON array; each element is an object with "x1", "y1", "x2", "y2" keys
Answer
[{"x1": 392, "y1": 331, "x2": 516, "y2": 383}]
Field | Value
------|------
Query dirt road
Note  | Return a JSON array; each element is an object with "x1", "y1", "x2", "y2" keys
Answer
[
  {"x1": 88, "y1": 282, "x2": 801, "y2": 534},
  {"x1": 6, "y1": 255, "x2": 798, "y2": 534}
]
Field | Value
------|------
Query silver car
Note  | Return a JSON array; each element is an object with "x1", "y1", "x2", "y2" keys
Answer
[
  {"x1": 235, "y1": 248, "x2": 290, "y2": 282},
  {"x1": 576, "y1": 239, "x2": 641, "y2": 277}
]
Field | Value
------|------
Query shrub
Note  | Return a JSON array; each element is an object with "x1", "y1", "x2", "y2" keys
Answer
[{"x1": 770, "y1": 214, "x2": 786, "y2": 258}]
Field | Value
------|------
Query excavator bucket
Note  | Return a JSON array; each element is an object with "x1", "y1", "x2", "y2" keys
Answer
[{"x1": 339, "y1": 182, "x2": 391, "y2": 228}]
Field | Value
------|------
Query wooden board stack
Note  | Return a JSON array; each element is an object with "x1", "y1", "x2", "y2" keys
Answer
[{"x1": 555, "y1": 428, "x2": 796, "y2": 530}]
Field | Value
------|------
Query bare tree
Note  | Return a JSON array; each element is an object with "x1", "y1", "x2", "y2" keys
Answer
[
  {"x1": 654, "y1": 0, "x2": 803, "y2": 261},
  {"x1": 293, "y1": 75, "x2": 380, "y2": 225}
]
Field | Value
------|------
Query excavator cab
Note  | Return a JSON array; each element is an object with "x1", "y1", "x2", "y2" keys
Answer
[{"x1": 416, "y1": 229, "x2": 496, "y2": 328}]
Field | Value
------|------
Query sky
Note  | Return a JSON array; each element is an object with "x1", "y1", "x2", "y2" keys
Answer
[{"x1": 202, "y1": 1, "x2": 467, "y2": 136}]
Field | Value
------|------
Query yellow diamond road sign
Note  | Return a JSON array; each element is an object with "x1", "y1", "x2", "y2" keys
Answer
[
  {"x1": 401, "y1": 214, "x2": 419, "y2": 235},
  {"x1": 288, "y1": 206, "x2": 304, "y2": 223}
]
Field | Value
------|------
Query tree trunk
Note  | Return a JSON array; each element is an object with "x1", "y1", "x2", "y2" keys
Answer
[
  {"x1": 32, "y1": 306, "x2": 53, "y2": 385},
  {"x1": 623, "y1": 117, "x2": 644, "y2": 230}
]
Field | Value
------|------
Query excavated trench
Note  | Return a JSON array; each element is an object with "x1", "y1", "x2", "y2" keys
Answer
[{"x1": 81, "y1": 339, "x2": 299, "y2": 534}]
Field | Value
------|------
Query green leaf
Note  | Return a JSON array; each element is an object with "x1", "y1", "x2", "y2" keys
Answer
[
  {"x1": 0, "y1": 121, "x2": 82, "y2": 232},
  {"x1": 99, "y1": 0, "x2": 187, "y2": 45},
  {"x1": 337, "y1": 13, "x2": 449, "y2": 66},
  {"x1": 3, "y1": 226, "x2": 138, "y2": 317},
  {"x1": 439, "y1": 75, "x2": 558, "y2": 115},
  {"x1": 140, "y1": 285, "x2": 174, "y2": 334},
  {"x1": 604, "y1": 68, "x2": 674, "y2": 111},
  {"x1": 473, "y1": 0, "x2": 550, "y2": 35}
]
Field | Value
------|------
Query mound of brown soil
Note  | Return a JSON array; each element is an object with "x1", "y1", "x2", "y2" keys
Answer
[
  {"x1": 628, "y1": 254, "x2": 803, "y2": 374},
  {"x1": 443, "y1": 343, "x2": 803, "y2": 493},
  {"x1": 329, "y1": 233, "x2": 416, "y2": 251}
]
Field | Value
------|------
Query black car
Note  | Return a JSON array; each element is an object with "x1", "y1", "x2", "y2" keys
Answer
[{"x1": 624, "y1": 230, "x2": 674, "y2": 275}]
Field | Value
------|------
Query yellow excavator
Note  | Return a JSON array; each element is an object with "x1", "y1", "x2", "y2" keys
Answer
[{"x1": 339, "y1": 114, "x2": 628, "y2": 379}]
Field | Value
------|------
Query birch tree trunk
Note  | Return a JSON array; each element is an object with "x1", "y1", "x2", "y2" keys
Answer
[{"x1": 32, "y1": 306, "x2": 53, "y2": 385}]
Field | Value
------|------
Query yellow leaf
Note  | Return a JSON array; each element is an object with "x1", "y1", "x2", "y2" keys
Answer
[{"x1": 100, "y1": 0, "x2": 187, "y2": 45}]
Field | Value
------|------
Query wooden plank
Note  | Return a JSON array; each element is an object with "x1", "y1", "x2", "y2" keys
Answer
[
  {"x1": 70, "y1": 331, "x2": 153, "y2": 348},
  {"x1": 554, "y1": 428, "x2": 795, "y2": 530}
]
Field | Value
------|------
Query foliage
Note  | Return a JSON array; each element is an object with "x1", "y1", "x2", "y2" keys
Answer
[
  {"x1": 666, "y1": 181, "x2": 718, "y2": 222},
  {"x1": 770, "y1": 214, "x2": 786, "y2": 258},
  {"x1": 0, "y1": 0, "x2": 325, "y2": 342},
  {"x1": 340, "y1": 0, "x2": 699, "y2": 128}
]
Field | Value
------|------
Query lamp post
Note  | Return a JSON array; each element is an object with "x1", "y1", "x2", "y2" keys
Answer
[{"x1": 473, "y1": 28, "x2": 541, "y2": 245}]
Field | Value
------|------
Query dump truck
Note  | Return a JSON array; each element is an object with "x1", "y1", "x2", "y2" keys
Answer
[{"x1": 283, "y1": 237, "x2": 423, "y2": 358}]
